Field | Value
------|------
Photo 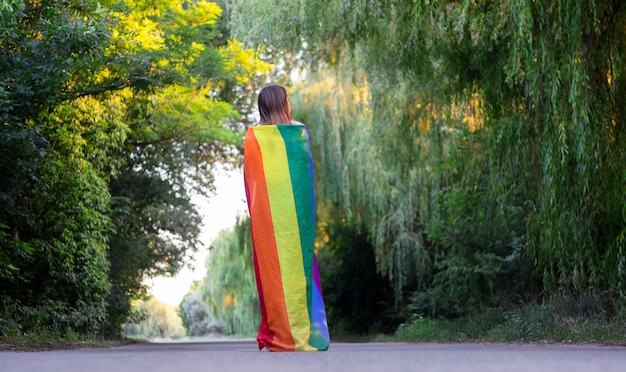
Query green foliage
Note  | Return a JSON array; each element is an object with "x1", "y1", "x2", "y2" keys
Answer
[
  {"x1": 1, "y1": 157, "x2": 111, "y2": 334},
  {"x1": 0, "y1": 224, "x2": 34, "y2": 283},
  {"x1": 1, "y1": 0, "x2": 272, "y2": 340},
  {"x1": 389, "y1": 297, "x2": 625, "y2": 344},
  {"x1": 0, "y1": 296, "x2": 22, "y2": 338},
  {"x1": 105, "y1": 168, "x2": 202, "y2": 335},
  {"x1": 290, "y1": 65, "x2": 431, "y2": 297},
  {"x1": 0, "y1": 125, "x2": 46, "y2": 227},
  {"x1": 420, "y1": 125, "x2": 530, "y2": 315},
  {"x1": 0, "y1": 0, "x2": 111, "y2": 116},
  {"x1": 393, "y1": 315, "x2": 458, "y2": 342},
  {"x1": 1, "y1": 0, "x2": 122, "y2": 337},
  {"x1": 96, "y1": 3, "x2": 268, "y2": 336},
  {"x1": 229, "y1": 0, "x2": 626, "y2": 324},
  {"x1": 195, "y1": 216, "x2": 259, "y2": 336}
]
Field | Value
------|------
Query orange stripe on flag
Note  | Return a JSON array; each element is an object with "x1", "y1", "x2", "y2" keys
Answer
[
  {"x1": 244, "y1": 128, "x2": 295, "y2": 350},
  {"x1": 255, "y1": 127, "x2": 313, "y2": 351}
]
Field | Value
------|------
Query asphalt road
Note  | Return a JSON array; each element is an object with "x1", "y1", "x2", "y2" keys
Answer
[{"x1": 2, "y1": 339, "x2": 626, "y2": 372}]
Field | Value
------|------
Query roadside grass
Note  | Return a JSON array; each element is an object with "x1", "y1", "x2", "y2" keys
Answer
[
  {"x1": 5, "y1": 299, "x2": 626, "y2": 349},
  {"x1": 0, "y1": 330, "x2": 138, "y2": 351},
  {"x1": 375, "y1": 300, "x2": 626, "y2": 345}
]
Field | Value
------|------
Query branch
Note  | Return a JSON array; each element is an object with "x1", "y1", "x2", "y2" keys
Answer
[
  {"x1": 60, "y1": 79, "x2": 131, "y2": 101},
  {"x1": 60, "y1": 75, "x2": 164, "y2": 101},
  {"x1": 130, "y1": 127, "x2": 195, "y2": 147}
]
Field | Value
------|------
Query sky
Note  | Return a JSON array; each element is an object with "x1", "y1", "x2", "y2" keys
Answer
[{"x1": 146, "y1": 167, "x2": 247, "y2": 306}]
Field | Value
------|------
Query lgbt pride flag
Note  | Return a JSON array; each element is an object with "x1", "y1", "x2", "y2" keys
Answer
[{"x1": 243, "y1": 124, "x2": 330, "y2": 352}]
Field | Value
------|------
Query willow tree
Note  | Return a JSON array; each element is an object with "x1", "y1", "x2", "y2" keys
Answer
[
  {"x1": 196, "y1": 217, "x2": 259, "y2": 336},
  {"x1": 227, "y1": 0, "x2": 626, "y2": 314}
]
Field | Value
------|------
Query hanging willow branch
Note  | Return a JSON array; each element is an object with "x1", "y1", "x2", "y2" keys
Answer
[{"x1": 229, "y1": 0, "x2": 626, "y2": 308}]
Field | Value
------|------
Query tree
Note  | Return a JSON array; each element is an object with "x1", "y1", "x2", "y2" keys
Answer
[
  {"x1": 227, "y1": 0, "x2": 626, "y2": 317},
  {"x1": 0, "y1": 0, "x2": 118, "y2": 335},
  {"x1": 195, "y1": 216, "x2": 259, "y2": 336},
  {"x1": 179, "y1": 292, "x2": 224, "y2": 336},
  {"x1": 0, "y1": 0, "x2": 271, "y2": 337},
  {"x1": 100, "y1": 0, "x2": 270, "y2": 335}
]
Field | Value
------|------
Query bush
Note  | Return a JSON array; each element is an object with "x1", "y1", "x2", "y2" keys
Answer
[
  {"x1": 179, "y1": 293, "x2": 224, "y2": 337},
  {"x1": 387, "y1": 296, "x2": 626, "y2": 344},
  {"x1": 0, "y1": 158, "x2": 111, "y2": 335}
]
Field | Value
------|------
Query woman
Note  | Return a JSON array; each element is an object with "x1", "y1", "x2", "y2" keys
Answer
[{"x1": 243, "y1": 85, "x2": 330, "y2": 351}]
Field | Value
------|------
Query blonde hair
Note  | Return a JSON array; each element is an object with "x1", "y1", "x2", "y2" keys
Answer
[{"x1": 258, "y1": 84, "x2": 291, "y2": 124}]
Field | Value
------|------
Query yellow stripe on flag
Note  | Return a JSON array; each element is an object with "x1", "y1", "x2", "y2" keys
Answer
[{"x1": 255, "y1": 127, "x2": 313, "y2": 350}]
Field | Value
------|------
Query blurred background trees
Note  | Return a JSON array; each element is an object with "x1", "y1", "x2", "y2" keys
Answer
[
  {"x1": 185, "y1": 216, "x2": 258, "y2": 337},
  {"x1": 123, "y1": 297, "x2": 186, "y2": 340}
]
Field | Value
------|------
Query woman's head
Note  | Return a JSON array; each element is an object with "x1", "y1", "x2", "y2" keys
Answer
[{"x1": 258, "y1": 84, "x2": 291, "y2": 125}]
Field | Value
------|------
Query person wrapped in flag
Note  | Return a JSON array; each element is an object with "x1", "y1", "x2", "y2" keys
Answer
[{"x1": 243, "y1": 84, "x2": 330, "y2": 352}]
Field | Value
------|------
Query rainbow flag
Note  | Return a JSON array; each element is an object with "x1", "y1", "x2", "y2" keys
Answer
[{"x1": 244, "y1": 124, "x2": 330, "y2": 352}]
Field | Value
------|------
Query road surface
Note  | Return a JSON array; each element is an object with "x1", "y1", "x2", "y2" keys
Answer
[{"x1": 2, "y1": 339, "x2": 626, "y2": 372}]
